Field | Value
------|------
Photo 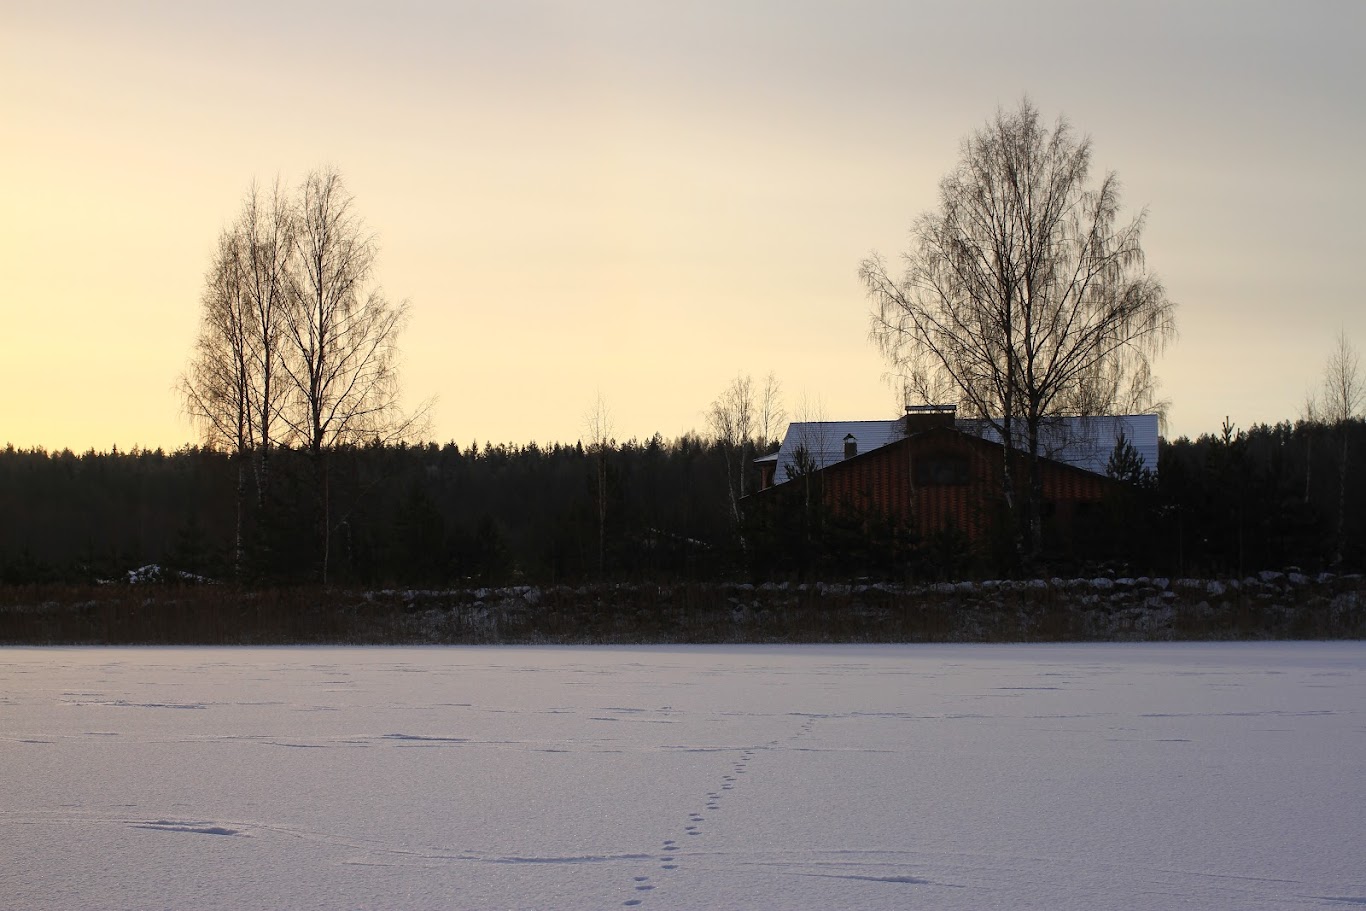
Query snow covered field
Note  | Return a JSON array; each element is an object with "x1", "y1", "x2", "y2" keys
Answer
[{"x1": 2, "y1": 644, "x2": 1363, "y2": 910}]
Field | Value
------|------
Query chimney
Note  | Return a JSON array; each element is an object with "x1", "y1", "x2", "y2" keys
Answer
[
  {"x1": 904, "y1": 403, "x2": 957, "y2": 434},
  {"x1": 843, "y1": 434, "x2": 857, "y2": 459}
]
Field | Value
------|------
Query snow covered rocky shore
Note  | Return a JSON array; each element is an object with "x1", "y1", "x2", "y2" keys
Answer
[
  {"x1": 2, "y1": 573, "x2": 1362, "y2": 644},
  {"x1": 383, "y1": 572, "x2": 1365, "y2": 644}
]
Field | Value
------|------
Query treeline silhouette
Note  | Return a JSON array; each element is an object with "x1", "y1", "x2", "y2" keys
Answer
[{"x1": 1, "y1": 418, "x2": 1362, "y2": 587}]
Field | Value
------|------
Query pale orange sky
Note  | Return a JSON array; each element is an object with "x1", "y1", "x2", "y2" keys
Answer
[{"x1": 3, "y1": 2, "x2": 1364, "y2": 451}]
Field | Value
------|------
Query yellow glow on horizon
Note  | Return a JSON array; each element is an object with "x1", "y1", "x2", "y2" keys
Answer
[{"x1": 3, "y1": 3, "x2": 1365, "y2": 452}]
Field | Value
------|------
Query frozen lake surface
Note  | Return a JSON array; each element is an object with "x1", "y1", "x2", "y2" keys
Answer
[{"x1": 2, "y1": 643, "x2": 1363, "y2": 910}]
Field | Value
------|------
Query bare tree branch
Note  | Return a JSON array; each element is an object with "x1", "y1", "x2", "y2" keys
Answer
[{"x1": 862, "y1": 99, "x2": 1177, "y2": 560}]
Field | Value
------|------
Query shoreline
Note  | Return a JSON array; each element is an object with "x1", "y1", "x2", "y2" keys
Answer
[{"x1": 3, "y1": 574, "x2": 1362, "y2": 646}]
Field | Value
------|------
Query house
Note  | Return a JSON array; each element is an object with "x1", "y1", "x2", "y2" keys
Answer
[{"x1": 751, "y1": 406, "x2": 1158, "y2": 550}]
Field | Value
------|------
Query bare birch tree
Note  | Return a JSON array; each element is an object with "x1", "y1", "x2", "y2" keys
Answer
[
  {"x1": 862, "y1": 99, "x2": 1176, "y2": 559},
  {"x1": 283, "y1": 168, "x2": 412, "y2": 454},
  {"x1": 583, "y1": 392, "x2": 614, "y2": 575},
  {"x1": 709, "y1": 374, "x2": 756, "y2": 527},
  {"x1": 185, "y1": 169, "x2": 422, "y2": 584},
  {"x1": 238, "y1": 180, "x2": 295, "y2": 505},
  {"x1": 180, "y1": 181, "x2": 295, "y2": 578},
  {"x1": 709, "y1": 371, "x2": 786, "y2": 528},
  {"x1": 183, "y1": 231, "x2": 251, "y2": 451},
  {"x1": 1301, "y1": 391, "x2": 1320, "y2": 505},
  {"x1": 1322, "y1": 330, "x2": 1363, "y2": 424},
  {"x1": 281, "y1": 168, "x2": 417, "y2": 584},
  {"x1": 1321, "y1": 329, "x2": 1362, "y2": 565},
  {"x1": 758, "y1": 371, "x2": 787, "y2": 448},
  {"x1": 181, "y1": 229, "x2": 252, "y2": 578}
]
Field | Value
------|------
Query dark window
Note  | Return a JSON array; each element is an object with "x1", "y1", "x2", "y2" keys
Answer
[{"x1": 914, "y1": 455, "x2": 969, "y2": 486}]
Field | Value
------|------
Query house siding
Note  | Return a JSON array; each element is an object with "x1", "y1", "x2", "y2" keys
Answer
[
  {"x1": 764, "y1": 413, "x2": 1159, "y2": 489},
  {"x1": 784, "y1": 427, "x2": 1114, "y2": 548}
]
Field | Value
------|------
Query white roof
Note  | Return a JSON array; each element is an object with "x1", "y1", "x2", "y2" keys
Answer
[
  {"x1": 958, "y1": 415, "x2": 1159, "y2": 479},
  {"x1": 768, "y1": 419, "x2": 905, "y2": 483},
  {"x1": 764, "y1": 414, "x2": 1159, "y2": 485}
]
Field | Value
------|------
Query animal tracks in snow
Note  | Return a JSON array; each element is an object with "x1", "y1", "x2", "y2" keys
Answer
[
  {"x1": 13, "y1": 645, "x2": 1353, "y2": 910},
  {"x1": 621, "y1": 720, "x2": 810, "y2": 905}
]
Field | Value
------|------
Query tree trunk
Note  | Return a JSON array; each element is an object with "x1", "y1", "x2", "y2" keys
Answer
[
  {"x1": 1304, "y1": 431, "x2": 1313, "y2": 505},
  {"x1": 1335, "y1": 431, "x2": 1349, "y2": 566},
  {"x1": 999, "y1": 414, "x2": 1027, "y2": 565},
  {"x1": 233, "y1": 452, "x2": 245, "y2": 582},
  {"x1": 1027, "y1": 419, "x2": 1044, "y2": 563},
  {"x1": 253, "y1": 448, "x2": 269, "y2": 512},
  {"x1": 596, "y1": 449, "x2": 606, "y2": 576},
  {"x1": 321, "y1": 450, "x2": 332, "y2": 587}
]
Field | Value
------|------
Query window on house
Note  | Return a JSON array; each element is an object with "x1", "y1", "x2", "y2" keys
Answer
[{"x1": 914, "y1": 455, "x2": 969, "y2": 486}]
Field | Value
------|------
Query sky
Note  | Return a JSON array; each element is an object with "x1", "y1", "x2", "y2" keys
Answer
[{"x1": 3, "y1": 1, "x2": 1364, "y2": 452}]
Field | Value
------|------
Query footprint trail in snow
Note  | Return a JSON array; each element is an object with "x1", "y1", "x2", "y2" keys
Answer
[{"x1": 621, "y1": 717, "x2": 814, "y2": 906}]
